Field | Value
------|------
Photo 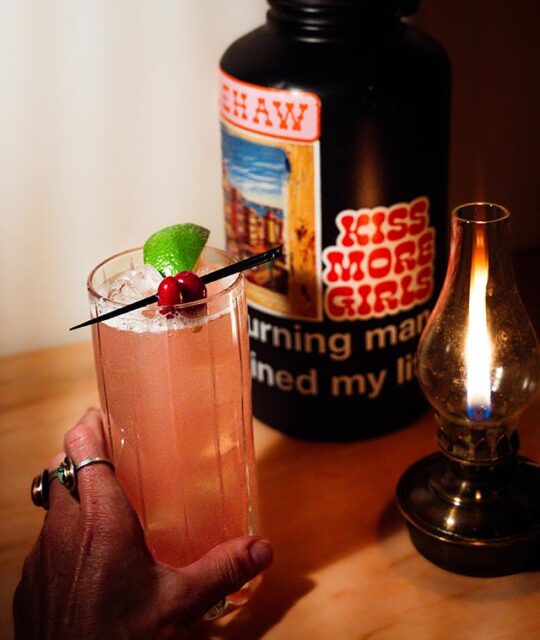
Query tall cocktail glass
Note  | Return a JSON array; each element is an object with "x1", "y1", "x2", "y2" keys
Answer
[{"x1": 87, "y1": 246, "x2": 258, "y2": 616}]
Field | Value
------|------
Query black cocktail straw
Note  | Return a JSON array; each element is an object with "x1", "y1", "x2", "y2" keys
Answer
[{"x1": 70, "y1": 245, "x2": 283, "y2": 331}]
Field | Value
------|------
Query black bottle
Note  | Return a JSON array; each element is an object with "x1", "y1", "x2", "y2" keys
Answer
[{"x1": 219, "y1": 0, "x2": 450, "y2": 440}]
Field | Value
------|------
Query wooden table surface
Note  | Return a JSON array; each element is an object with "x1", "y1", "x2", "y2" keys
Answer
[{"x1": 1, "y1": 251, "x2": 539, "y2": 640}]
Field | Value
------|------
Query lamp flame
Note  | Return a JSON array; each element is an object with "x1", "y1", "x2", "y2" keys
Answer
[{"x1": 465, "y1": 229, "x2": 492, "y2": 419}]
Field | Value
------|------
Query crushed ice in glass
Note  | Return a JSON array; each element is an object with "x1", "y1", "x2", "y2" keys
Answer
[
  {"x1": 95, "y1": 260, "x2": 237, "y2": 331},
  {"x1": 106, "y1": 264, "x2": 162, "y2": 303}
]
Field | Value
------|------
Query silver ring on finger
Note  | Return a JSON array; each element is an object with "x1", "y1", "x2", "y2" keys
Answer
[{"x1": 31, "y1": 455, "x2": 115, "y2": 510}]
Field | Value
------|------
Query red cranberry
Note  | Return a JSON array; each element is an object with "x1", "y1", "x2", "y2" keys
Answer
[
  {"x1": 157, "y1": 277, "x2": 182, "y2": 316},
  {"x1": 174, "y1": 271, "x2": 207, "y2": 317},
  {"x1": 174, "y1": 271, "x2": 207, "y2": 303}
]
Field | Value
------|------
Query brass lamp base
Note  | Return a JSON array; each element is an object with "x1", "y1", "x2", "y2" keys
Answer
[{"x1": 396, "y1": 453, "x2": 540, "y2": 577}]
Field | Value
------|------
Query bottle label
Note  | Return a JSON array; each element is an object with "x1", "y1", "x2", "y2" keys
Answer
[
  {"x1": 219, "y1": 69, "x2": 323, "y2": 320},
  {"x1": 219, "y1": 69, "x2": 321, "y2": 142},
  {"x1": 219, "y1": 69, "x2": 438, "y2": 435},
  {"x1": 219, "y1": 70, "x2": 436, "y2": 324},
  {"x1": 322, "y1": 198, "x2": 435, "y2": 320}
]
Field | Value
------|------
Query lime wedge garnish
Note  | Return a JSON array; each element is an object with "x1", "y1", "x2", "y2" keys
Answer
[{"x1": 143, "y1": 223, "x2": 210, "y2": 276}]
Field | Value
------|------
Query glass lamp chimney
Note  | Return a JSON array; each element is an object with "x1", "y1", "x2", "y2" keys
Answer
[{"x1": 417, "y1": 203, "x2": 540, "y2": 461}]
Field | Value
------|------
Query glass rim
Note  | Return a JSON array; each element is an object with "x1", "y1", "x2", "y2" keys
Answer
[
  {"x1": 87, "y1": 245, "x2": 242, "y2": 310},
  {"x1": 452, "y1": 202, "x2": 510, "y2": 225}
]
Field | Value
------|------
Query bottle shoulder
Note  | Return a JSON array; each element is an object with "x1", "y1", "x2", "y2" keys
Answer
[
  {"x1": 220, "y1": 23, "x2": 450, "y2": 94},
  {"x1": 220, "y1": 26, "x2": 295, "y2": 88},
  {"x1": 400, "y1": 25, "x2": 451, "y2": 81}
]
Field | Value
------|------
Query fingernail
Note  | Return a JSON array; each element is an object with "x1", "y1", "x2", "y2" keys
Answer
[{"x1": 249, "y1": 539, "x2": 273, "y2": 569}]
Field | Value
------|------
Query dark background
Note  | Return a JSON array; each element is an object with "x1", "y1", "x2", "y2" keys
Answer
[{"x1": 415, "y1": 0, "x2": 540, "y2": 250}]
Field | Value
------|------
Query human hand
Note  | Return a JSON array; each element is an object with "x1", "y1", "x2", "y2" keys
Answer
[{"x1": 14, "y1": 409, "x2": 272, "y2": 639}]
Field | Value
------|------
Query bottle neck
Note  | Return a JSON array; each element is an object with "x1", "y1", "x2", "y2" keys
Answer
[{"x1": 266, "y1": 0, "x2": 412, "y2": 44}]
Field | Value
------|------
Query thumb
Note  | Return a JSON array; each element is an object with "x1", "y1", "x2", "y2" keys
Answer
[{"x1": 158, "y1": 536, "x2": 273, "y2": 622}]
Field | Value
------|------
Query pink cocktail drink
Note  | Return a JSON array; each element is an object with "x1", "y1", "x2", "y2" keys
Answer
[{"x1": 88, "y1": 247, "x2": 257, "y2": 606}]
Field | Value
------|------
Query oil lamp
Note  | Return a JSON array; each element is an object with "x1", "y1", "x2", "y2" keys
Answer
[{"x1": 397, "y1": 203, "x2": 540, "y2": 576}]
